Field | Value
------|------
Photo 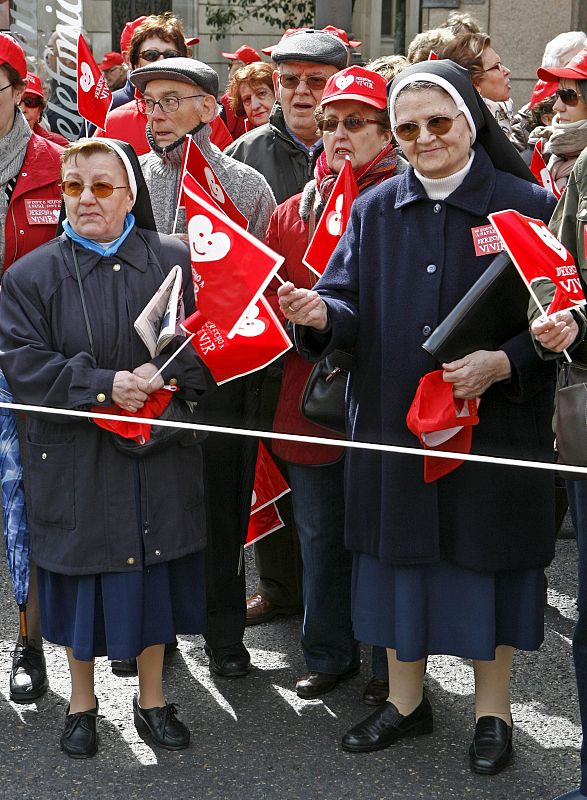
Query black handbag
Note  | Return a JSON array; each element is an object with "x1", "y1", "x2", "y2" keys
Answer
[
  {"x1": 556, "y1": 359, "x2": 587, "y2": 479},
  {"x1": 112, "y1": 396, "x2": 201, "y2": 457},
  {"x1": 300, "y1": 350, "x2": 351, "y2": 435}
]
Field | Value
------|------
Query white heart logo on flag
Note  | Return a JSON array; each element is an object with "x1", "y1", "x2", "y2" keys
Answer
[
  {"x1": 204, "y1": 167, "x2": 225, "y2": 204},
  {"x1": 335, "y1": 74, "x2": 354, "y2": 90},
  {"x1": 188, "y1": 214, "x2": 231, "y2": 262},
  {"x1": 235, "y1": 304, "x2": 266, "y2": 338},
  {"x1": 528, "y1": 220, "x2": 569, "y2": 260},
  {"x1": 79, "y1": 61, "x2": 95, "y2": 93},
  {"x1": 326, "y1": 194, "x2": 344, "y2": 236}
]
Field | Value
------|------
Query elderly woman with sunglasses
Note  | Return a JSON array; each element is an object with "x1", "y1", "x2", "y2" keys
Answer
[
  {"x1": 0, "y1": 137, "x2": 212, "y2": 759},
  {"x1": 279, "y1": 59, "x2": 557, "y2": 774},
  {"x1": 265, "y1": 65, "x2": 405, "y2": 703},
  {"x1": 19, "y1": 73, "x2": 68, "y2": 147}
]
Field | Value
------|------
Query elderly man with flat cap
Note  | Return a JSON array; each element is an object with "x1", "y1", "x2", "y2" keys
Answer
[{"x1": 129, "y1": 57, "x2": 276, "y2": 678}]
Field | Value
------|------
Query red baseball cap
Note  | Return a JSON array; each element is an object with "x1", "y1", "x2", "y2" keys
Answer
[
  {"x1": 24, "y1": 72, "x2": 44, "y2": 99},
  {"x1": 98, "y1": 51, "x2": 124, "y2": 70},
  {"x1": 120, "y1": 16, "x2": 147, "y2": 54},
  {"x1": 406, "y1": 370, "x2": 479, "y2": 483},
  {"x1": 322, "y1": 25, "x2": 361, "y2": 49},
  {"x1": 261, "y1": 28, "x2": 305, "y2": 56},
  {"x1": 537, "y1": 45, "x2": 587, "y2": 82},
  {"x1": 321, "y1": 66, "x2": 388, "y2": 110},
  {"x1": 221, "y1": 44, "x2": 261, "y2": 64},
  {"x1": 0, "y1": 33, "x2": 27, "y2": 79},
  {"x1": 528, "y1": 78, "x2": 558, "y2": 109}
]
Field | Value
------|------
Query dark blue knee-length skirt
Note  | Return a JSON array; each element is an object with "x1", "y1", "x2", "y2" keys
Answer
[{"x1": 352, "y1": 553, "x2": 544, "y2": 662}]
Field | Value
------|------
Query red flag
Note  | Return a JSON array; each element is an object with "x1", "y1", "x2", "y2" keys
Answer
[
  {"x1": 529, "y1": 78, "x2": 557, "y2": 109},
  {"x1": 303, "y1": 157, "x2": 358, "y2": 277},
  {"x1": 529, "y1": 139, "x2": 562, "y2": 199},
  {"x1": 181, "y1": 173, "x2": 283, "y2": 337},
  {"x1": 246, "y1": 502, "x2": 284, "y2": 547},
  {"x1": 250, "y1": 441, "x2": 290, "y2": 514},
  {"x1": 428, "y1": 51, "x2": 438, "y2": 60},
  {"x1": 488, "y1": 209, "x2": 586, "y2": 315},
  {"x1": 77, "y1": 34, "x2": 112, "y2": 131},
  {"x1": 91, "y1": 388, "x2": 175, "y2": 444},
  {"x1": 189, "y1": 295, "x2": 292, "y2": 384},
  {"x1": 178, "y1": 137, "x2": 248, "y2": 229}
]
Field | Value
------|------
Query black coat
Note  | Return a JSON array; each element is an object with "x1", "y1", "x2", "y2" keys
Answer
[
  {"x1": 297, "y1": 145, "x2": 558, "y2": 573},
  {"x1": 0, "y1": 228, "x2": 212, "y2": 575}
]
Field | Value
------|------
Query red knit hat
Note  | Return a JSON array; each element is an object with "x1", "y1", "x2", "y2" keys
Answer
[
  {"x1": 120, "y1": 16, "x2": 147, "y2": 54},
  {"x1": 321, "y1": 66, "x2": 388, "y2": 110},
  {"x1": 406, "y1": 370, "x2": 479, "y2": 483}
]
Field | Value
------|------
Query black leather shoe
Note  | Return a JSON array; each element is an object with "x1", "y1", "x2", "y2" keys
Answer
[
  {"x1": 133, "y1": 694, "x2": 190, "y2": 751},
  {"x1": 60, "y1": 699, "x2": 100, "y2": 759},
  {"x1": 342, "y1": 696, "x2": 433, "y2": 753},
  {"x1": 204, "y1": 643, "x2": 251, "y2": 677},
  {"x1": 362, "y1": 675, "x2": 390, "y2": 706},
  {"x1": 552, "y1": 791, "x2": 587, "y2": 799},
  {"x1": 296, "y1": 667, "x2": 360, "y2": 699},
  {"x1": 10, "y1": 640, "x2": 48, "y2": 703},
  {"x1": 469, "y1": 716, "x2": 513, "y2": 775},
  {"x1": 111, "y1": 657, "x2": 137, "y2": 675}
]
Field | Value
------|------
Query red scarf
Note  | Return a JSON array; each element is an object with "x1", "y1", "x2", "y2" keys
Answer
[{"x1": 315, "y1": 142, "x2": 398, "y2": 204}]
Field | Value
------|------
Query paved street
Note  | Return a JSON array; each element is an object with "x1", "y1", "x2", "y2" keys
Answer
[{"x1": 0, "y1": 532, "x2": 582, "y2": 800}]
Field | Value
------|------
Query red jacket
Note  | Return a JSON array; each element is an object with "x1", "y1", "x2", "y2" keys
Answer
[
  {"x1": 220, "y1": 92, "x2": 246, "y2": 141},
  {"x1": 265, "y1": 192, "x2": 344, "y2": 465},
  {"x1": 94, "y1": 99, "x2": 233, "y2": 155},
  {"x1": 5, "y1": 132, "x2": 64, "y2": 270},
  {"x1": 32, "y1": 122, "x2": 69, "y2": 148}
]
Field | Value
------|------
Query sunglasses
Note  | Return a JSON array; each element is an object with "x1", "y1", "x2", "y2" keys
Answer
[
  {"x1": 556, "y1": 87, "x2": 583, "y2": 106},
  {"x1": 318, "y1": 116, "x2": 381, "y2": 133},
  {"x1": 394, "y1": 112, "x2": 464, "y2": 141},
  {"x1": 61, "y1": 181, "x2": 129, "y2": 198},
  {"x1": 21, "y1": 96, "x2": 42, "y2": 108},
  {"x1": 139, "y1": 48, "x2": 181, "y2": 62},
  {"x1": 279, "y1": 74, "x2": 328, "y2": 91}
]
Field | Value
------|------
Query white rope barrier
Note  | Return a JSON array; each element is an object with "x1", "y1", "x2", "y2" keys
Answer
[{"x1": 2, "y1": 399, "x2": 586, "y2": 476}]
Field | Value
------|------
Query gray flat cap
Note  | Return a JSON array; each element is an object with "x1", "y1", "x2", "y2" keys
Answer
[
  {"x1": 271, "y1": 29, "x2": 348, "y2": 70},
  {"x1": 130, "y1": 57, "x2": 219, "y2": 97}
]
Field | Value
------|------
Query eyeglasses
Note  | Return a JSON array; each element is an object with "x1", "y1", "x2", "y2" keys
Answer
[
  {"x1": 0, "y1": 84, "x2": 12, "y2": 93},
  {"x1": 21, "y1": 96, "x2": 42, "y2": 108},
  {"x1": 481, "y1": 61, "x2": 504, "y2": 73},
  {"x1": 61, "y1": 181, "x2": 129, "y2": 198},
  {"x1": 394, "y1": 112, "x2": 464, "y2": 141},
  {"x1": 556, "y1": 87, "x2": 583, "y2": 106},
  {"x1": 139, "y1": 48, "x2": 181, "y2": 63},
  {"x1": 317, "y1": 117, "x2": 381, "y2": 133},
  {"x1": 278, "y1": 73, "x2": 329, "y2": 91},
  {"x1": 138, "y1": 94, "x2": 206, "y2": 115}
]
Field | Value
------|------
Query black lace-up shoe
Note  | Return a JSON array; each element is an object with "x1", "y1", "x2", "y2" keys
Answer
[
  {"x1": 133, "y1": 694, "x2": 190, "y2": 750},
  {"x1": 9, "y1": 641, "x2": 48, "y2": 702},
  {"x1": 60, "y1": 699, "x2": 100, "y2": 759}
]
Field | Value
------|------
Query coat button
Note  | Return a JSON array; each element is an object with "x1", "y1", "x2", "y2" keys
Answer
[
  {"x1": 127, "y1": 557, "x2": 135, "y2": 565},
  {"x1": 155, "y1": 549, "x2": 161, "y2": 556},
  {"x1": 112, "y1": 263, "x2": 121, "y2": 271},
  {"x1": 19, "y1": 230, "x2": 24, "y2": 235},
  {"x1": 433, "y1": 203, "x2": 442, "y2": 213},
  {"x1": 96, "y1": 392, "x2": 106, "y2": 403},
  {"x1": 169, "y1": 378, "x2": 178, "y2": 386},
  {"x1": 426, "y1": 264, "x2": 437, "y2": 274},
  {"x1": 41, "y1": 452, "x2": 47, "y2": 460},
  {"x1": 422, "y1": 325, "x2": 432, "y2": 336},
  {"x1": 21, "y1": 172, "x2": 27, "y2": 177}
]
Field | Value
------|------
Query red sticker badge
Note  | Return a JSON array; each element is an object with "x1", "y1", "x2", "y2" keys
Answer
[
  {"x1": 24, "y1": 199, "x2": 61, "y2": 225},
  {"x1": 471, "y1": 223, "x2": 504, "y2": 257}
]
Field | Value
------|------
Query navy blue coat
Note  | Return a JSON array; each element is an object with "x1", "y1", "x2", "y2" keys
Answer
[
  {"x1": 298, "y1": 145, "x2": 557, "y2": 573},
  {"x1": 0, "y1": 228, "x2": 212, "y2": 576}
]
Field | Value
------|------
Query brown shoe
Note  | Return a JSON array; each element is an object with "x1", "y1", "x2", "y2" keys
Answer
[{"x1": 245, "y1": 593, "x2": 300, "y2": 626}]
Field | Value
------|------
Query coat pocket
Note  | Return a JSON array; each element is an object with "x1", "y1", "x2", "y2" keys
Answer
[{"x1": 27, "y1": 440, "x2": 76, "y2": 529}]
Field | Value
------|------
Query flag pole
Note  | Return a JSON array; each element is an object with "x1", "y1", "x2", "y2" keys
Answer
[
  {"x1": 172, "y1": 135, "x2": 192, "y2": 234},
  {"x1": 148, "y1": 333, "x2": 196, "y2": 385}
]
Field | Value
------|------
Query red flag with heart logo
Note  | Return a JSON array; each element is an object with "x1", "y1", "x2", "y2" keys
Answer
[
  {"x1": 250, "y1": 441, "x2": 290, "y2": 514},
  {"x1": 488, "y1": 209, "x2": 586, "y2": 315},
  {"x1": 189, "y1": 295, "x2": 292, "y2": 384},
  {"x1": 181, "y1": 172, "x2": 283, "y2": 338},
  {"x1": 246, "y1": 501, "x2": 284, "y2": 547},
  {"x1": 177, "y1": 136, "x2": 248, "y2": 229},
  {"x1": 303, "y1": 156, "x2": 358, "y2": 277},
  {"x1": 77, "y1": 34, "x2": 112, "y2": 131},
  {"x1": 529, "y1": 139, "x2": 562, "y2": 199}
]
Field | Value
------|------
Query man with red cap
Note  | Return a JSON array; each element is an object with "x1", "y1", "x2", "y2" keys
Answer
[
  {"x1": 219, "y1": 44, "x2": 262, "y2": 139},
  {"x1": 98, "y1": 52, "x2": 127, "y2": 92}
]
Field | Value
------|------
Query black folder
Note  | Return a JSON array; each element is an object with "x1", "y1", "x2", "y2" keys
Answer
[{"x1": 422, "y1": 251, "x2": 529, "y2": 363}]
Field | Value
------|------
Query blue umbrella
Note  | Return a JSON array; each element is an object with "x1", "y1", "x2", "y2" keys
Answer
[{"x1": 0, "y1": 371, "x2": 30, "y2": 644}]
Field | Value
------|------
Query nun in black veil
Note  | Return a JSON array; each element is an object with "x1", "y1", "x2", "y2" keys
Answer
[
  {"x1": 0, "y1": 138, "x2": 213, "y2": 757},
  {"x1": 278, "y1": 60, "x2": 558, "y2": 774}
]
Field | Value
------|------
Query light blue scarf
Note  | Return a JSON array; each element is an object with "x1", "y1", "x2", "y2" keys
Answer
[{"x1": 63, "y1": 213, "x2": 136, "y2": 256}]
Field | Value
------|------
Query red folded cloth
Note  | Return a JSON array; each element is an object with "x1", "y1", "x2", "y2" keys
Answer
[{"x1": 91, "y1": 387, "x2": 175, "y2": 444}]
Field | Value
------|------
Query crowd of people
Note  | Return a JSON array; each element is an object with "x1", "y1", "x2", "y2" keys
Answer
[{"x1": 0, "y1": 11, "x2": 587, "y2": 800}]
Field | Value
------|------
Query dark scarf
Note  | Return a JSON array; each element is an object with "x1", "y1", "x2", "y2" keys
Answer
[
  {"x1": 146, "y1": 120, "x2": 207, "y2": 162},
  {"x1": 314, "y1": 142, "x2": 399, "y2": 204}
]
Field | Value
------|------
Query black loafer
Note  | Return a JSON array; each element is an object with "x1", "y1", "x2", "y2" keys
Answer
[
  {"x1": 204, "y1": 643, "x2": 251, "y2": 677},
  {"x1": 296, "y1": 667, "x2": 360, "y2": 699},
  {"x1": 60, "y1": 699, "x2": 100, "y2": 759},
  {"x1": 133, "y1": 694, "x2": 190, "y2": 751},
  {"x1": 111, "y1": 657, "x2": 137, "y2": 675},
  {"x1": 469, "y1": 715, "x2": 513, "y2": 775},
  {"x1": 362, "y1": 675, "x2": 390, "y2": 706},
  {"x1": 342, "y1": 696, "x2": 433, "y2": 753},
  {"x1": 10, "y1": 641, "x2": 48, "y2": 703}
]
